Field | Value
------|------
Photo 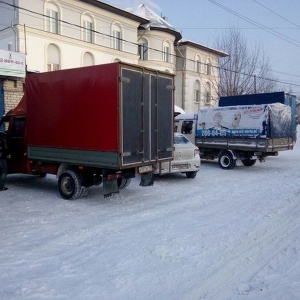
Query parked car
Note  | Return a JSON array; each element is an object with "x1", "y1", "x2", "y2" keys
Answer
[{"x1": 154, "y1": 133, "x2": 200, "y2": 178}]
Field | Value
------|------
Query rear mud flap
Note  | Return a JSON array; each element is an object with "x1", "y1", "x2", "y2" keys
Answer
[
  {"x1": 139, "y1": 172, "x2": 154, "y2": 187},
  {"x1": 103, "y1": 179, "x2": 119, "y2": 198}
]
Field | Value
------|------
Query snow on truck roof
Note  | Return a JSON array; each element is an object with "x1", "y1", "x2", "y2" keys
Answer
[{"x1": 175, "y1": 113, "x2": 197, "y2": 120}]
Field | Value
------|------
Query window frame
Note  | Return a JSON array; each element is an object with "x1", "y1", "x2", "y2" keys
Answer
[
  {"x1": 138, "y1": 41, "x2": 148, "y2": 60},
  {"x1": 82, "y1": 51, "x2": 95, "y2": 67},
  {"x1": 195, "y1": 55, "x2": 201, "y2": 73},
  {"x1": 205, "y1": 82, "x2": 212, "y2": 104},
  {"x1": 163, "y1": 44, "x2": 170, "y2": 62},
  {"x1": 47, "y1": 43, "x2": 60, "y2": 71},
  {"x1": 113, "y1": 29, "x2": 121, "y2": 51},
  {"x1": 83, "y1": 20, "x2": 93, "y2": 43},
  {"x1": 45, "y1": 4, "x2": 60, "y2": 35},
  {"x1": 47, "y1": 63, "x2": 60, "y2": 71},
  {"x1": 194, "y1": 80, "x2": 201, "y2": 103},
  {"x1": 81, "y1": 13, "x2": 94, "y2": 43},
  {"x1": 205, "y1": 58, "x2": 212, "y2": 75}
]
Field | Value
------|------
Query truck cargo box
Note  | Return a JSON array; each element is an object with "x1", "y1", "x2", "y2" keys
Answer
[
  {"x1": 197, "y1": 103, "x2": 292, "y2": 139},
  {"x1": 195, "y1": 103, "x2": 294, "y2": 152},
  {"x1": 26, "y1": 62, "x2": 174, "y2": 169},
  {"x1": 219, "y1": 92, "x2": 298, "y2": 139}
]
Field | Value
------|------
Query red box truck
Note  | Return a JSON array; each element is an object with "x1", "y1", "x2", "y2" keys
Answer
[{"x1": 0, "y1": 62, "x2": 174, "y2": 199}]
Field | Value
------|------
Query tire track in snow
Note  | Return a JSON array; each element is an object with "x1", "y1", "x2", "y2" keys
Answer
[{"x1": 184, "y1": 197, "x2": 300, "y2": 300}]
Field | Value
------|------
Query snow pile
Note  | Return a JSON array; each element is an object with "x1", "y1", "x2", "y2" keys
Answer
[{"x1": 1, "y1": 132, "x2": 300, "y2": 299}]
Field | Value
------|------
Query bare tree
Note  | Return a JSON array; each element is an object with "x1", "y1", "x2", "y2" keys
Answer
[{"x1": 211, "y1": 27, "x2": 277, "y2": 97}]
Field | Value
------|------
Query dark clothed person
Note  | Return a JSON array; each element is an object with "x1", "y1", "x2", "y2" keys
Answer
[{"x1": 0, "y1": 131, "x2": 8, "y2": 191}]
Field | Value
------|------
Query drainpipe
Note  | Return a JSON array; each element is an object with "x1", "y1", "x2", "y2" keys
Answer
[
  {"x1": 176, "y1": 41, "x2": 186, "y2": 111},
  {"x1": 11, "y1": 0, "x2": 19, "y2": 52},
  {"x1": 138, "y1": 23, "x2": 151, "y2": 41}
]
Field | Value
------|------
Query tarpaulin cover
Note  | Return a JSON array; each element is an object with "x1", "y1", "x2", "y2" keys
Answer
[{"x1": 196, "y1": 103, "x2": 292, "y2": 139}]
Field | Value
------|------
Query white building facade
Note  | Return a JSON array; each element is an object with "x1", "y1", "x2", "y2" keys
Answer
[
  {"x1": 175, "y1": 41, "x2": 227, "y2": 112},
  {"x1": 0, "y1": 0, "x2": 227, "y2": 113}
]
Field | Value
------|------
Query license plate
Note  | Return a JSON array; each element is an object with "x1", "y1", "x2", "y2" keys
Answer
[
  {"x1": 138, "y1": 165, "x2": 153, "y2": 174},
  {"x1": 173, "y1": 164, "x2": 189, "y2": 170}
]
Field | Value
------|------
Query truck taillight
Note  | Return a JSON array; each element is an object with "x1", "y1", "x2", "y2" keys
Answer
[{"x1": 194, "y1": 148, "x2": 200, "y2": 156}]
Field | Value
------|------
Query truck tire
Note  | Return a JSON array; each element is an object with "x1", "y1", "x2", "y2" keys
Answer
[
  {"x1": 218, "y1": 151, "x2": 236, "y2": 170},
  {"x1": 118, "y1": 178, "x2": 131, "y2": 189},
  {"x1": 186, "y1": 171, "x2": 197, "y2": 178},
  {"x1": 58, "y1": 170, "x2": 84, "y2": 200},
  {"x1": 242, "y1": 158, "x2": 257, "y2": 167}
]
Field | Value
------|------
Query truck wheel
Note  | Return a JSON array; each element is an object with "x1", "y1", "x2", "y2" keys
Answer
[
  {"x1": 58, "y1": 170, "x2": 83, "y2": 200},
  {"x1": 186, "y1": 171, "x2": 197, "y2": 178},
  {"x1": 218, "y1": 151, "x2": 236, "y2": 170},
  {"x1": 242, "y1": 158, "x2": 257, "y2": 167},
  {"x1": 118, "y1": 178, "x2": 131, "y2": 189}
]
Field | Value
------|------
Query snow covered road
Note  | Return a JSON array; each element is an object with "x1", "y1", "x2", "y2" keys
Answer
[{"x1": 1, "y1": 135, "x2": 300, "y2": 299}]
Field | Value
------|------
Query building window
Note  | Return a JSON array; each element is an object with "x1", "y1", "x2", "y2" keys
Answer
[
  {"x1": 197, "y1": 61, "x2": 201, "y2": 73},
  {"x1": 205, "y1": 58, "x2": 212, "y2": 75},
  {"x1": 45, "y1": 3, "x2": 60, "y2": 34},
  {"x1": 111, "y1": 23, "x2": 122, "y2": 51},
  {"x1": 205, "y1": 82, "x2": 211, "y2": 104},
  {"x1": 82, "y1": 14, "x2": 94, "y2": 43},
  {"x1": 195, "y1": 55, "x2": 201, "y2": 73},
  {"x1": 83, "y1": 52, "x2": 94, "y2": 67},
  {"x1": 194, "y1": 80, "x2": 200, "y2": 103},
  {"x1": 113, "y1": 30, "x2": 121, "y2": 50},
  {"x1": 83, "y1": 21, "x2": 93, "y2": 43},
  {"x1": 112, "y1": 25, "x2": 122, "y2": 51},
  {"x1": 138, "y1": 39, "x2": 148, "y2": 60},
  {"x1": 47, "y1": 44, "x2": 60, "y2": 71},
  {"x1": 47, "y1": 63, "x2": 59, "y2": 71},
  {"x1": 163, "y1": 43, "x2": 170, "y2": 62}
]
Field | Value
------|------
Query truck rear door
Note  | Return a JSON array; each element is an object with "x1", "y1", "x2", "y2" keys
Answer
[{"x1": 121, "y1": 66, "x2": 173, "y2": 167}]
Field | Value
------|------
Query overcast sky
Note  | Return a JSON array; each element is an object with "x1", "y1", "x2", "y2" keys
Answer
[{"x1": 102, "y1": 0, "x2": 300, "y2": 97}]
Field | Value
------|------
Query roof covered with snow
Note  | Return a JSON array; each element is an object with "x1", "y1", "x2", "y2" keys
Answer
[
  {"x1": 82, "y1": 0, "x2": 148, "y2": 24},
  {"x1": 127, "y1": 4, "x2": 226, "y2": 55},
  {"x1": 127, "y1": 4, "x2": 182, "y2": 41},
  {"x1": 177, "y1": 39, "x2": 228, "y2": 57}
]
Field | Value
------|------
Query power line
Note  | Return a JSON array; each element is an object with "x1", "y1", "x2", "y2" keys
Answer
[
  {"x1": 207, "y1": 0, "x2": 300, "y2": 48},
  {"x1": 252, "y1": 0, "x2": 300, "y2": 29},
  {"x1": 271, "y1": 69, "x2": 300, "y2": 78},
  {"x1": 218, "y1": 63, "x2": 300, "y2": 88},
  {"x1": 0, "y1": 0, "x2": 299, "y2": 93}
]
